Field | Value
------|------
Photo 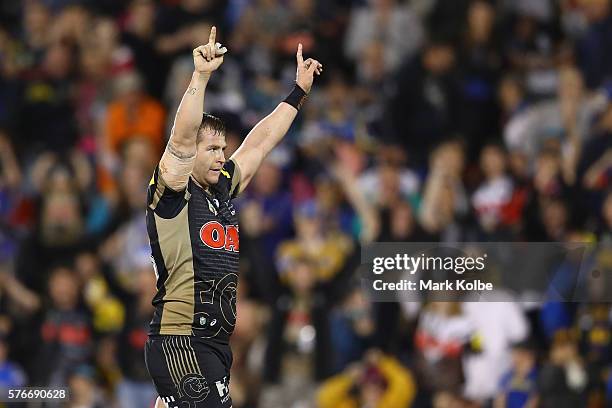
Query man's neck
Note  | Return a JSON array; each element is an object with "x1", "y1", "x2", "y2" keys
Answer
[{"x1": 191, "y1": 175, "x2": 210, "y2": 192}]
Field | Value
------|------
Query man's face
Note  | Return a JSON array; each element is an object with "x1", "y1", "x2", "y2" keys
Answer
[
  {"x1": 193, "y1": 128, "x2": 227, "y2": 187},
  {"x1": 512, "y1": 349, "x2": 535, "y2": 375},
  {"x1": 480, "y1": 146, "x2": 505, "y2": 178}
]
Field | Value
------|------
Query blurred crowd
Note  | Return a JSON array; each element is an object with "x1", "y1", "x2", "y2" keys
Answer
[{"x1": 0, "y1": 0, "x2": 611, "y2": 407}]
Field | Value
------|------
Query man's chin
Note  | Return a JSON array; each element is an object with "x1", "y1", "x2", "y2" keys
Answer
[
  {"x1": 204, "y1": 172, "x2": 220, "y2": 185},
  {"x1": 192, "y1": 172, "x2": 219, "y2": 188}
]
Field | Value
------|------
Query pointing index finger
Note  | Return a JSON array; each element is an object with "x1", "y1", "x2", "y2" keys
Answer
[
  {"x1": 209, "y1": 26, "x2": 216, "y2": 45},
  {"x1": 296, "y1": 43, "x2": 303, "y2": 65}
]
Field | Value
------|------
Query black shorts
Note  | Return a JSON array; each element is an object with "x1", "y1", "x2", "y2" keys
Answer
[{"x1": 144, "y1": 335, "x2": 233, "y2": 408}]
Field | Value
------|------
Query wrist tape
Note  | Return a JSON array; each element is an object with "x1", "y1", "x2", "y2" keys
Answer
[{"x1": 283, "y1": 84, "x2": 308, "y2": 110}]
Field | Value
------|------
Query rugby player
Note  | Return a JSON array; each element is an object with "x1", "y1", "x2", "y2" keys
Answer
[{"x1": 144, "y1": 26, "x2": 322, "y2": 408}]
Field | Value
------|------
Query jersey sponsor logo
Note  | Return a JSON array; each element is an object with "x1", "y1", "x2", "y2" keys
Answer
[{"x1": 199, "y1": 221, "x2": 239, "y2": 252}]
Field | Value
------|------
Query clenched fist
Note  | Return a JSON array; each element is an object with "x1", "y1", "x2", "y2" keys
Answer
[
  {"x1": 295, "y1": 43, "x2": 323, "y2": 94},
  {"x1": 193, "y1": 26, "x2": 227, "y2": 77}
]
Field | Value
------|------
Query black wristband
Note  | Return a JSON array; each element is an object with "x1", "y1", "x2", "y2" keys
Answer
[{"x1": 283, "y1": 84, "x2": 308, "y2": 110}]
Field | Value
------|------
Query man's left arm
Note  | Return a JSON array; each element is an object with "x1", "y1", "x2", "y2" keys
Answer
[{"x1": 230, "y1": 43, "x2": 322, "y2": 193}]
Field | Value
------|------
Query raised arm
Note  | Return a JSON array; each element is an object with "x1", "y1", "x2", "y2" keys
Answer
[
  {"x1": 231, "y1": 44, "x2": 322, "y2": 193},
  {"x1": 331, "y1": 162, "x2": 380, "y2": 244},
  {"x1": 159, "y1": 26, "x2": 226, "y2": 191}
]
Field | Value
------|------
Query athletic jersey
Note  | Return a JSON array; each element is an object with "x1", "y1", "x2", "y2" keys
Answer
[{"x1": 146, "y1": 159, "x2": 241, "y2": 345}]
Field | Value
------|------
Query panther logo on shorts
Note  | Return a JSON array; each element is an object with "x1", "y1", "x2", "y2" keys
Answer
[{"x1": 181, "y1": 373, "x2": 210, "y2": 401}]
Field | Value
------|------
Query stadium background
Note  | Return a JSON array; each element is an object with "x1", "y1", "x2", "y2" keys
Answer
[{"x1": 0, "y1": 0, "x2": 611, "y2": 406}]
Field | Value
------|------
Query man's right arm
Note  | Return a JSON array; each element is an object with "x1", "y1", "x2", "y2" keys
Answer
[
  {"x1": 159, "y1": 26, "x2": 224, "y2": 191},
  {"x1": 159, "y1": 71, "x2": 209, "y2": 191}
]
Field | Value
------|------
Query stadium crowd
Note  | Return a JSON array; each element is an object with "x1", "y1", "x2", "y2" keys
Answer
[{"x1": 0, "y1": 0, "x2": 611, "y2": 407}]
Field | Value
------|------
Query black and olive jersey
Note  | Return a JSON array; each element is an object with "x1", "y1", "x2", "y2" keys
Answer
[{"x1": 146, "y1": 159, "x2": 241, "y2": 345}]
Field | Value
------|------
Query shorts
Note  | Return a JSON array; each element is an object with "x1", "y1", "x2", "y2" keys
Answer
[{"x1": 145, "y1": 335, "x2": 233, "y2": 408}]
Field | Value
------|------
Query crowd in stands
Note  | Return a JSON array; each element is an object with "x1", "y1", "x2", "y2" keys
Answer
[{"x1": 0, "y1": 0, "x2": 611, "y2": 407}]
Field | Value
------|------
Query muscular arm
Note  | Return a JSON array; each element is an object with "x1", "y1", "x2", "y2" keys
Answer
[
  {"x1": 159, "y1": 27, "x2": 224, "y2": 191},
  {"x1": 159, "y1": 72, "x2": 208, "y2": 191},
  {"x1": 231, "y1": 44, "x2": 322, "y2": 193}
]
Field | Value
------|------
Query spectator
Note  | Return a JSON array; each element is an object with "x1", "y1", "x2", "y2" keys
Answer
[
  {"x1": 302, "y1": 75, "x2": 359, "y2": 148},
  {"x1": 494, "y1": 339, "x2": 538, "y2": 408},
  {"x1": 522, "y1": 148, "x2": 572, "y2": 240},
  {"x1": 344, "y1": 0, "x2": 423, "y2": 74},
  {"x1": 358, "y1": 147, "x2": 421, "y2": 209},
  {"x1": 121, "y1": 0, "x2": 166, "y2": 98},
  {"x1": 239, "y1": 158, "x2": 294, "y2": 301},
  {"x1": 413, "y1": 302, "x2": 473, "y2": 394},
  {"x1": 15, "y1": 40, "x2": 79, "y2": 157},
  {"x1": 317, "y1": 350, "x2": 416, "y2": 408},
  {"x1": 420, "y1": 140, "x2": 471, "y2": 241},
  {"x1": 575, "y1": 95, "x2": 611, "y2": 220},
  {"x1": 276, "y1": 200, "x2": 353, "y2": 283},
  {"x1": 502, "y1": 9, "x2": 557, "y2": 98},
  {"x1": 329, "y1": 285, "x2": 375, "y2": 372},
  {"x1": 472, "y1": 143, "x2": 513, "y2": 234},
  {"x1": 462, "y1": 300, "x2": 529, "y2": 401},
  {"x1": 538, "y1": 330, "x2": 590, "y2": 408},
  {"x1": 99, "y1": 161, "x2": 151, "y2": 292},
  {"x1": 74, "y1": 252, "x2": 124, "y2": 335},
  {"x1": 504, "y1": 67, "x2": 597, "y2": 168},
  {"x1": 37, "y1": 266, "x2": 93, "y2": 387},
  {"x1": 262, "y1": 256, "x2": 334, "y2": 406},
  {"x1": 19, "y1": 1, "x2": 52, "y2": 66},
  {"x1": 16, "y1": 158, "x2": 90, "y2": 293},
  {"x1": 240, "y1": 159, "x2": 293, "y2": 260},
  {"x1": 575, "y1": 0, "x2": 612, "y2": 89},
  {"x1": 456, "y1": 0, "x2": 502, "y2": 156},
  {"x1": 115, "y1": 268, "x2": 157, "y2": 408},
  {"x1": 67, "y1": 364, "x2": 107, "y2": 408},
  {"x1": 384, "y1": 39, "x2": 460, "y2": 162},
  {"x1": 155, "y1": 0, "x2": 227, "y2": 59},
  {"x1": 103, "y1": 70, "x2": 165, "y2": 169}
]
